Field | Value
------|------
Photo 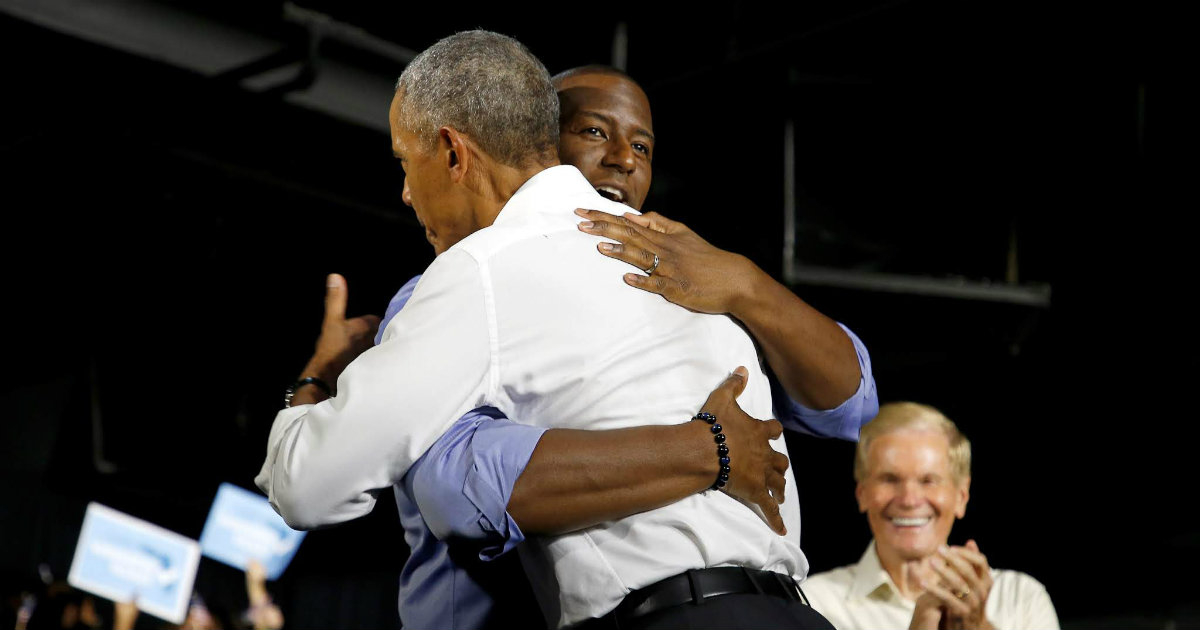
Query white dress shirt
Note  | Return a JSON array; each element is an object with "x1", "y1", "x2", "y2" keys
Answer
[
  {"x1": 803, "y1": 541, "x2": 1060, "y2": 630},
  {"x1": 256, "y1": 165, "x2": 807, "y2": 627}
]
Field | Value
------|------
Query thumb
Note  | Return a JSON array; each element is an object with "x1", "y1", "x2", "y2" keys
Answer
[
  {"x1": 324, "y1": 273, "x2": 347, "y2": 322},
  {"x1": 726, "y1": 366, "x2": 749, "y2": 397}
]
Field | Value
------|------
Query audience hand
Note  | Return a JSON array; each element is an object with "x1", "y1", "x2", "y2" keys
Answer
[
  {"x1": 910, "y1": 540, "x2": 996, "y2": 630},
  {"x1": 113, "y1": 599, "x2": 139, "y2": 630},
  {"x1": 244, "y1": 560, "x2": 285, "y2": 630}
]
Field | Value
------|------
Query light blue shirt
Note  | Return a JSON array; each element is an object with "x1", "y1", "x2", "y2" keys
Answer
[{"x1": 380, "y1": 274, "x2": 878, "y2": 629}]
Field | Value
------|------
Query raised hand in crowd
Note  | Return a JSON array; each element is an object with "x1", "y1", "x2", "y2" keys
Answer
[{"x1": 242, "y1": 561, "x2": 284, "y2": 630}]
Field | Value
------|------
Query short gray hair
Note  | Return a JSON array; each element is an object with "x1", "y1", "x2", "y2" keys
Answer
[
  {"x1": 394, "y1": 30, "x2": 559, "y2": 167},
  {"x1": 854, "y1": 402, "x2": 972, "y2": 484}
]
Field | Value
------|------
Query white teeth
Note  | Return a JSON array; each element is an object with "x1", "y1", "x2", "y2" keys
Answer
[
  {"x1": 595, "y1": 186, "x2": 625, "y2": 202},
  {"x1": 890, "y1": 517, "x2": 931, "y2": 527}
]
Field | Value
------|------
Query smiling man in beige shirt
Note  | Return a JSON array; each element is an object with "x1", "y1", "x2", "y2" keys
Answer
[{"x1": 803, "y1": 402, "x2": 1059, "y2": 630}]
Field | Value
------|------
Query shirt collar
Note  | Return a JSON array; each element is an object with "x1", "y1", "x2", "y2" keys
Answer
[
  {"x1": 848, "y1": 540, "x2": 908, "y2": 605},
  {"x1": 492, "y1": 164, "x2": 596, "y2": 227}
]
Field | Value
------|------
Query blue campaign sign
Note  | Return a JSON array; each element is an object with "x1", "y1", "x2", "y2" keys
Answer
[
  {"x1": 198, "y1": 483, "x2": 305, "y2": 580},
  {"x1": 67, "y1": 503, "x2": 200, "y2": 624}
]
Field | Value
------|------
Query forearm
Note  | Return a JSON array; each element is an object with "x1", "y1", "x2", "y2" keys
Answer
[
  {"x1": 507, "y1": 421, "x2": 717, "y2": 534},
  {"x1": 732, "y1": 261, "x2": 861, "y2": 410},
  {"x1": 260, "y1": 254, "x2": 492, "y2": 529}
]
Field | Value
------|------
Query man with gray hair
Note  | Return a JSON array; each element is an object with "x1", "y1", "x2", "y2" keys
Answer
[
  {"x1": 802, "y1": 402, "x2": 1059, "y2": 629},
  {"x1": 258, "y1": 30, "x2": 835, "y2": 629}
]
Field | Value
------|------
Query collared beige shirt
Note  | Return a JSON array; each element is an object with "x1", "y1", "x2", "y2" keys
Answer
[{"x1": 803, "y1": 541, "x2": 1059, "y2": 630}]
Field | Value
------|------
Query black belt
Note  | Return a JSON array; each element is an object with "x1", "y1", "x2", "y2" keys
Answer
[{"x1": 581, "y1": 567, "x2": 809, "y2": 629}]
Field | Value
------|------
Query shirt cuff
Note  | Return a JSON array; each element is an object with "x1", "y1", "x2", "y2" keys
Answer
[
  {"x1": 411, "y1": 409, "x2": 547, "y2": 560},
  {"x1": 774, "y1": 323, "x2": 879, "y2": 442},
  {"x1": 463, "y1": 419, "x2": 548, "y2": 559}
]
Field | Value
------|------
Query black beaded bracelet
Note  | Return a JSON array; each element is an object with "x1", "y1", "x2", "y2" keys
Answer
[
  {"x1": 694, "y1": 412, "x2": 731, "y2": 490},
  {"x1": 283, "y1": 376, "x2": 332, "y2": 408}
]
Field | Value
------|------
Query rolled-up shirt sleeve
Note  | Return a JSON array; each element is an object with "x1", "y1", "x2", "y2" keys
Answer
[
  {"x1": 410, "y1": 408, "x2": 547, "y2": 559},
  {"x1": 255, "y1": 250, "x2": 495, "y2": 530},
  {"x1": 771, "y1": 323, "x2": 878, "y2": 442}
]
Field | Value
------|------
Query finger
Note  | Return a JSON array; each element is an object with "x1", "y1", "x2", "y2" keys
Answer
[
  {"x1": 626, "y1": 211, "x2": 683, "y2": 235},
  {"x1": 576, "y1": 209, "x2": 655, "y2": 245},
  {"x1": 701, "y1": 368, "x2": 749, "y2": 412},
  {"x1": 623, "y1": 272, "x2": 675, "y2": 299},
  {"x1": 902, "y1": 561, "x2": 930, "y2": 595},
  {"x1": 578, "y1": 210, "x2": 664, "y2": 249},
  {"x1": 757, "y1": 489, "x2": 787, "y2": 535},
  {"x1": 722, "y1": 366, "x2": 749, "y2": 398},
  {"x1": 964, "y1": 540, "x2": 992, "y2": 581},
  {"x1": 574, "y1": 207, "x2": 613, "y2": 221},
  {"x1": 772, "y1": 451, "x2": 790, "y2": 474},
  {"x1": 949, "y1": 544, "x2": 990, "y2": 577},
  {"x1": 767, "y1": 468, "x2": 786, "y2": 504},
  {"x1": 930, "y1": 553, "x2": 969, "y2": 583},
  {"x1": 597, "y1": 241, "x2": 659, "y2": 275},
  {"x1": 348, "y1": 316, "x2": 381, "y2": 340},
  {"x1": 575, "y1": 208, "x2": 629, "y2": 232},
  {"x1": 622, "y1": 211, "x2": 657, "y2": 230},
  {"x1": 939, "y1": 546, "x2": 982, "y2": 583},
  {"x1": 918, "y1": 576, "x2": 972, "y2": 616},
  {"x1": 764, "y1": 418, "x2": 784, "y2": 440},
  {"x1": 324, "y1": 273, "x2": 347, "y2": 323},
  {"x1": 928, "y1": 555, "x2": 972, "y2": 596},
  {"x1": 928, "y1": 557, "x2": 982, "y2": 612},
  {"x1": 359, "y1": 314, "x2": 382, "y2": 334}
]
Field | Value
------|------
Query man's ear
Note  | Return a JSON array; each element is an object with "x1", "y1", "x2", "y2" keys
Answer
[
  {"x1": 438, "y1": 126, "x2": 472, "y2": 184},
  {"x1": 955, "y1": 476, "x2": 971, "y2": 519},
  {"x1": 855, "y1": 482, "x2": 867, "y2": 513}
]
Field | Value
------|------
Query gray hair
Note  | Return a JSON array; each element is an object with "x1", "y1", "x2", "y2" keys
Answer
[
  {"x1": 854, "y1": 402, "x2": 972, "y2": 484},
  {"x1": 394, "y1": 30, "x2": 559, "y2": 167}
]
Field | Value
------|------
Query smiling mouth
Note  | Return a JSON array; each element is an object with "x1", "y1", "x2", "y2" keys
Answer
[
  {"x1": 595, "y1": 185, "x2": 626, "y2": 203},
  {"x1": 889, "y1": 517, "x2": 932, "y2": 527}
]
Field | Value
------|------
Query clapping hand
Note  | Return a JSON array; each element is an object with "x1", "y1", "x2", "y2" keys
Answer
[{"x1": 908, "y1": 540, "x2": 995, "y2": 630}]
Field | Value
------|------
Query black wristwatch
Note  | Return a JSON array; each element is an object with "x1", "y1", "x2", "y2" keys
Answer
[{"x1": 283, "y1": 376, "x2": 332, "y2": 408}]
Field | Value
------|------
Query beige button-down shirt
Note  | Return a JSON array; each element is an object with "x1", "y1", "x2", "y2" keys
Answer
[{"x1": 804, "y1": 541, "x2": 1059, "y2": 630}]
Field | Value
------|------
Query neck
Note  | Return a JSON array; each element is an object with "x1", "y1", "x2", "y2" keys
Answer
[
  {"x1": 875, "y1": 543, "x2": 926, "y2": 601},
  {"x1": 472, "y1": 154, "x2": 561, "y2": 228}
]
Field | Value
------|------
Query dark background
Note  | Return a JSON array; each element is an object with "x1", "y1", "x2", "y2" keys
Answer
[{"x1": 0, "y1": 1, "x2": 1190, "y2": 628}]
